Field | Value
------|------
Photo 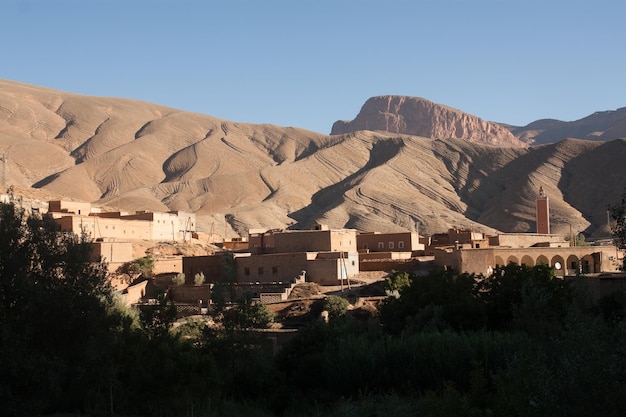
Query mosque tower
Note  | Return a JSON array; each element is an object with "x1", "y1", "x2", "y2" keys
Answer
[{"x1": 536, "y1": 186, "x2": 550, "y2": 234}]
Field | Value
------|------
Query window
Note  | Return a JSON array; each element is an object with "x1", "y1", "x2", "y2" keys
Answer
[
  {"x1": 389, "y1": 242, "x2": 394, "y2": 249},
  {"x1": 272, "y1": 266, "x2": 278, "y2": 274},
  {"x1": 351, "y1": 261, "x2": 355, "y2": 266},
  {"x1": 244, "y1": 267, "x2": 250, "y2": 276},
  {"x1": 378, "y1": 242, "x2": 384, "y2": 249},
  {"x1": 398, "y1": 241, "x2": 405, "y2": 249},
  {"x1": 363, "y1": 243, "x2": 368, "y2": 249},
  {"x1": 258, "y1": 267, "x2": 264, "y2": 275}
]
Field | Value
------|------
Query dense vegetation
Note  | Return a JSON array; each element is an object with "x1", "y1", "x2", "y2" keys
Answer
[{"x1": 1, "y1": 201, "x2": 625, "y2": 416}]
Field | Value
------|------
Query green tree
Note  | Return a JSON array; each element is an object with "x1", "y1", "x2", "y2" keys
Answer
[
  {"x1": 0, "y1": 202, "x2": 126, "y2": 415},
  {"x1": 385, "y1": 270, "x2": 412, "y2": 295},
  {"x1": 609, "y1": 188, "x2": 626, "y2": 269},
  {"x1": 379, "y1": 268, "x2": 485, "y2": 334},
  {"x1": 479, "y1": 263, "x2": 574, "y2": 334}
]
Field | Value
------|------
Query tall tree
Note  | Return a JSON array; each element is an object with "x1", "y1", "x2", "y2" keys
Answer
[
  {"x1": 0, "y1": 203, "x2": 124, "y2": 415},
  {"x1": 609, "y1": 188, "x2": 626, "y2": 269}
]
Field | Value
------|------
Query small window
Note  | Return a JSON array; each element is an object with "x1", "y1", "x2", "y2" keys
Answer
[
  {"x1": 475, "y1": 243, "x2": 480, "y2": 249},
  {"x1": 363, "y1": 243, "x2": 368, "y2": 249},
  {"x1": 244, "y1": 267, "x2": 250, "y2": 276},
  {"x1": 378, "y1": 242, "x2": 384, "y2": 249},
  {"x1": 351, "y1": 261, "x2": 355, "y2": 266},
  {"x1": 258, "y1": 267, "x2": 264, "y2": 275},
  {"x1": 398, "y1": 241, "x2": 405, "y2": 249},
  {"x1": 389, "y1": 242, "x2": 394, "y2": 249},
  {"x1": 272, "y1": 266, "x2": 278, "y2": 274}
]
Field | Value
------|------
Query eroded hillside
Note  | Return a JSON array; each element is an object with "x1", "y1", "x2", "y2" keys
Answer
[{"x1": 1, "y1": 79, "x2": 624, "y2": 239}]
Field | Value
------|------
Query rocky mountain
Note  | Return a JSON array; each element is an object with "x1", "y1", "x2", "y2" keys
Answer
[
  {"x1": 333, "y1": 95, "x2": 626, "y2": 147},
  {"x1": 331, "y1": 96, "x2": 527, "y2": 147},
  {"x1": 1, "y1": 79, "x2": 625, "y2": 240},
  {"x1": 508, "y1": 107, "x2": 626, "y2": 145}
]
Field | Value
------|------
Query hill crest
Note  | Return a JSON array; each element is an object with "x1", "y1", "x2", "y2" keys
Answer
[{"x1": 1, "y1": 79, "x2": 624, "y2": 239}]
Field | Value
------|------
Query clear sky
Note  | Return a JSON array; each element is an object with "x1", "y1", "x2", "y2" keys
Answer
[{"x1": 2, "y1": 0, "x2": 624, "y2": 134}]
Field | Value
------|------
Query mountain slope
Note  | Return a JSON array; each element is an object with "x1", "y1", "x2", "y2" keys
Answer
[{"x1": 1, "y1": 79, "x2": 624, "y2": 239}]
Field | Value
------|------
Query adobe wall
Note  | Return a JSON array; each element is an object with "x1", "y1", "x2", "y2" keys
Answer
[
  {"x1": 307, "y1": 252, "x2": 359, "y2": 285},
  {"x1": 248, "y1": 230, "x2": 277, "y2": 254},
  {"x1": 119, "y1": 280, "x2": 148, "y2": 306},
  {"x1": 153, "y1": 257, "x2": 182, "y2": 274},
  {"x1": 182, "y1": 254, "x2": 225, "y2": 284},
  {"x1": 489, "y1": 233, "x2": 565, "y2": 248},
  {"x1": 91, "y1": 241, "x2": 134, "y2": 265},
  {"x1": 357, "y1": 232, "x2": 423, "y2": 252},
  {"x1": 48, "y1": 200, "x2": 92, "y2": 215},
  {"x1": 273, "y1": 229, "x2": 357, "y2": 253},
  {"x1": 168, "y1": 285, "x2": 212, "y2": 304},
  {"x1": 56, "y1": 215, "x2": 154, "y2": 240},
  {"x1": 236, "y1": 252, "x2": 310, "y2": 283}
]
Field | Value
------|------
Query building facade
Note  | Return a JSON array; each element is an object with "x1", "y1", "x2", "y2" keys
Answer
[{"x1": 357, "y1": 231, "x2": 424, "y2": 253}]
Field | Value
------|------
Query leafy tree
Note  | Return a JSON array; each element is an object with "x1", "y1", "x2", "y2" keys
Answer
[
  {"x1": 609, "y1": 188, "x2": 626, "y2": 269},
  {"x1": 379, "y1": 268, "x2": 485, "y2": 334},
  {"x1": 0, "y1": 202, "x2": 126, "y2": 415},
  {"x1": 116, "y1": 255, "x2": 154, "y2": 284},
  {"x1": 480, "y1": 263, "x2": 574, "y2": 333},
  {"x1": 385, "y1": 270, "x2": 412, "y2": 295}
]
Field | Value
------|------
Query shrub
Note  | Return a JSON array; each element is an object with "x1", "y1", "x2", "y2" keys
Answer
[
  {"x1": 172, "y1": 272, "x2": 186, "y2": 286},
  {"x1": 194, "y1": 271, "x2": 206, "y2": 286},
  {"x1": 324, "y1": 295, "x2": 349, "y2": 320}
]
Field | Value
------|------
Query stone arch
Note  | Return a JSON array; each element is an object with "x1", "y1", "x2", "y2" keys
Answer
[
  {"x1": 566, "y1": 254, "x2": 579, "y2": 275},
  {"x1": 520, "y1": 255, "x2": 534, "y2": 267},
  {"x1": 506, "y1": 255, "x2": 519, "y2": 265},
  {"x1": 495, "y1": 256, "x2": 505, "y2": 267},
  {"x1": 551, "y1": 255, "x2": 566, "y2": 276},
  {"x1": 536, "y1": 255, "x2": 549, "y2": 266}
]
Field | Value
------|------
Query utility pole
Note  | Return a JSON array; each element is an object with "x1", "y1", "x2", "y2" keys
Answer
[{"x1": 0, "y1": 152, "x2": 6, "y2": 187}]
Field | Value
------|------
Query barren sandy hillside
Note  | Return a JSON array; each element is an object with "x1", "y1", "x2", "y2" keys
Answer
[{"x1": 1, "y1": 79, "x2": 624, "y2": 239}]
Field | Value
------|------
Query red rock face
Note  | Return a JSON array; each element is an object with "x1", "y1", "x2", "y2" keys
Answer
[{"x1": 332, "y1": 96, "x2": 527, "y2": 148}]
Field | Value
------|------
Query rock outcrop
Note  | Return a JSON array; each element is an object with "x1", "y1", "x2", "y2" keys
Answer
[{"x1": 331, "y1": 96, "x2": 527, "y2": 148}]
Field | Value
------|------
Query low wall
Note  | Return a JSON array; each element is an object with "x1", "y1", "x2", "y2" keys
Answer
[
  {"x1": 168, "y1": 285, "x2": 212, "y2": 304},
  {"x1": 153, "y1": 257, "x2": 183, "y2": 274}
]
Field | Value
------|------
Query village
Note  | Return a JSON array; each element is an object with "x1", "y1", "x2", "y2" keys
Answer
[{"x1": 4, "y1": 187, "x2": 622, "y2": 329}]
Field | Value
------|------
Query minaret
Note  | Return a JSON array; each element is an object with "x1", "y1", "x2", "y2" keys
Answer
[{"x1": 536, "y1": 186, "x2": 550, "y2": 234}]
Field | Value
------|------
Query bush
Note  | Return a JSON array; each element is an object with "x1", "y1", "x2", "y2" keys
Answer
[
  {"x1": 324, "y1": 295, "x2": 349, "y2": 320},
  {"x1": 194, "y1": 271, "x2": 205, "y2": 285},
  {"x1": 172, "y1": 272, "x2": 186, "y2": 285}
]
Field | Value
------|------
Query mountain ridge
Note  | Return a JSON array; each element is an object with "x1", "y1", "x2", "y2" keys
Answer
[{"x1": 1, "y1": 79, "x2": 625, "y2": 240}]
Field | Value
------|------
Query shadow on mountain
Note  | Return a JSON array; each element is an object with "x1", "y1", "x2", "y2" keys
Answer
[
  {"x1": 288, "y1": 138, "x2": 404, "y2": 228},
  {"x1": 33, "y1": 173, "x2": 61, "y2": 189}
]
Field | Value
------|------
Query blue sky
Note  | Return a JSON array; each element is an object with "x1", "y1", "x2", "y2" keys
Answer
[{"x1": 2, "y1": 0, "x2": 624, "y2": 134}]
